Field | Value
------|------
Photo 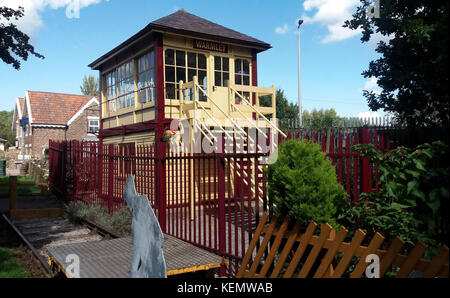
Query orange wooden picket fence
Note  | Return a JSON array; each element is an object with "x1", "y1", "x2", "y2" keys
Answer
[{"x1": 237, "y1": 213, "x2": 449, "y2": 278}]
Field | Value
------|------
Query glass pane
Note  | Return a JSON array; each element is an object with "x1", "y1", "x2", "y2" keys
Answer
[
  {"x1": 166, "y1": 83, "x2": 175, "y2": 99},
  {"x1": 165, "y1": 49, "x2": 174, "y2": 65},
  {"x1": 243, "y1": 75, "x2": 250, "y2": 86},
  {"x1": 235, "y1": 74, "x2": 242, "y2": 85},
  {"x1": 176, "y1": 50, "x2": 185, "y2": 66},
  {"x1": 188, "y1": 69, "x2": 196, "y2": 82},
  {"x1": 223, "y1": 57, "x2": 229, "y2": 71},
  {"x1": 176, "y1": 67, "x2": 186, "y2": 83},
  {"x1": 214, "y1": 56, "x2": 221, "y2": 71},
  {"x1": 198, "y1": 54, "x2": 207, "y2": 69},
  {"x1": 223, "y1": 72, "x2": 229, "y2": 86},
  {"x1": 146, "y1": 70, "x2": 152, "y2": 86},
  {"x1": 243, "y1": 60, "x2": 250, "y2": 75},
  {"x1": 140, "y1": 90, "x2": 146, "y2": 103},
  {"x1": 235, "y1": 59, "x2": 242, "y2": 73},
  {"x1": 188, "y1": 52, "x2": 197, "y2": 68},
  {"x1": 165, "y1": 66, "x2": 175, "y2": 82},
  {"x1": 215, "y1": 71, "x2": 221, "y2": 87},
  {"x1": 198, "y1": 70, "x2": 207, "y2": 86}
]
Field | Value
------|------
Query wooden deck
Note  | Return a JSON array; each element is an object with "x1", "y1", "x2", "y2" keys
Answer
[{"x1": 47, "y1": 234, "x2": 226, "y2": 278}]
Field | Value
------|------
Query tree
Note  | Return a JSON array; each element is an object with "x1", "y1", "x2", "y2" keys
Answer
[
  {"x1": 80, "y1": 75, "x2": 99, "y2": 96},
  {"x1": 0, "y1": 110, "x2": 15, "y2": 146},
  {"x1": 260, "y1": 89, "x2": 298, "y2": 121},
  {"x1": 345, "y1": 1, "x2": 449, "y2": 128},
  {"x1": 0, "y1": 6, "x2": 44, "y2": 70},
  {"x1": 302, "y1": 108, "x2": 339, "y2": 128}
]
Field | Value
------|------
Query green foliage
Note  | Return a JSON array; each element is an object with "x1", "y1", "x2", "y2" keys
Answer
[
  {"x1": 64, "y1": 202, "x2": 131, "y2": 237},
  {"x1": 265, "y1": 140, "x2": 347, "y2": 227},
  {"x1": 80, "y1": 75, "x2": 99, "y2": 96},
  {"x1": 0, "y1": 247, "x2": 29, "y2": 278},
  {"x1": 260, "y1": 89, "x2": 298, "y2": 121},
  {"x1": 0, "y1": 110, "x2": 15, "y2": 146},
  {"x1": 260, "y1": 89, "x2": 340, "y2": 129},
  {"x1": 338, "y1": 141, "x2": 449, "y2": 257},
  {"x1": 302, "y1": 108, "x2": 340, "y2": 129},
  {"x1": 345, "y1": 1, "x2": 449, "y2": 127},
  {"x1": 0, "y1": 6, "x2": 44, "y2": 70}
]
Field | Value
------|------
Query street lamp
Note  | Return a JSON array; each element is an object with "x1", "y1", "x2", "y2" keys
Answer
[{"x1": 297, "y1": 19, "x2": 304, "y2": 127}]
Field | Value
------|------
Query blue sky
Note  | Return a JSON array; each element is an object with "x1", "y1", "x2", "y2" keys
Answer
[{"x1": 0, "y1": 0, "x2": 385, "y2": 118}]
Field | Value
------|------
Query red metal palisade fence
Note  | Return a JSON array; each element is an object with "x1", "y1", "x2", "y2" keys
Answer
[
  {"x1": 49, "y1": 138, "x2": 268, "y2": 276},
  {"x1": 48, "y1": 127, "x2": 390, "y2": 275}
]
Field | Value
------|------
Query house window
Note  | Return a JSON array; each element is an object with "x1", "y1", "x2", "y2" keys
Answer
[
  {"x1": 137, "y1": 50, "x2": 156, "y2": 104},
  {"x1": 164, "y1": 49, "x2": 207, "y2": 100},
  {"x1": 88, "y1": 119, "x2": 100, "y2": 133},
  {"x1": 214, "y1": 56, "x2": 230, "y2": 87}
]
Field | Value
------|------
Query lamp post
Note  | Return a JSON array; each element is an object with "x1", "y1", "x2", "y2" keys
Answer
[{"x1": 297, "y1": 19, "x2": 304, "y2": 127}]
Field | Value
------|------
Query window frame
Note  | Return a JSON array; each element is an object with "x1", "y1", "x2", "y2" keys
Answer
[
  {"x1": 88, "y1": 117, "x2": 100, "y2": 134},
  {"x1": 137, "y1": 50, "x2": 156, "y2": 107},
  {"x1": 214, "y1": 55, "x2": 230, "y2": 87},
  {"x1": 163, "y1": 47, "x2": 208, "y2": 101}
]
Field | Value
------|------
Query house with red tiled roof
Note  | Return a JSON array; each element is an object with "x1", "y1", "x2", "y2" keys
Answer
[{"x1": 15, "y1": 91, "x2": 99, "y2": 158}]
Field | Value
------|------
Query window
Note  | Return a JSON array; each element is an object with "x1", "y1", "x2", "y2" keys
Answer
[
  {"x1": 234, "y1": 58, "x2": 250, "y2": 86},
  {"x1": 105, "y1": 70, "x2": 117, "y2": 114},
  {"x1": 88, "y1": 118, "x2": 100, "y2": 133},
  {"x1": 234, "y1": 58, "x2": 251, "y2": 103},
  {"x1": 165, "y1": 49, "x2": 207, "y2": 100},
  {"x1": 104, "y1": 60, "x2": 135, "y2": 114},
  {"x1": 116, "y1": 61, "x2": 135, "y2": 109},
  {"x1": 214, "y1": 56, "x2": 230, "y2": 87},
  {"x1": 137, "y1": 51, "x2": 156, "y2": 104}
]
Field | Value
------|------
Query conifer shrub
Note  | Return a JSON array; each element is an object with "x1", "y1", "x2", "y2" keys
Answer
[{"x1": 265, "y1": 140, "x2": 347, "y2": 227}]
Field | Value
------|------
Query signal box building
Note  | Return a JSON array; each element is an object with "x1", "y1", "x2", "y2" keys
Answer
[{"x1": 89, "y1": 9, "x2": 279, "y2": 148}]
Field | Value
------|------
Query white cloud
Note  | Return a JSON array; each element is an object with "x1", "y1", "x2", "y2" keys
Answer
[
  {"x1": 361, "y1": 76, "x2": 382, "y2": 95},
  {"x1": 364, "y1": 76, "x2": 378, "y2": 90},
  {"x1": 275, "y1": 24, "x2": 290, "y2": 35},
  {"x1": 302, "y1": 0, "x2": 361, "y2": 43},
  {"x1": 1, "y1": 0, "x2": 105, "y2": 41}
]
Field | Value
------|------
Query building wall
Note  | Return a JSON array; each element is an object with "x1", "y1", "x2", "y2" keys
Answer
[
  {"x1": 66, "y1": 103, "x2": 99, "y2": 141},
  {"x1": 28, "y1": 127, "x2": 65, "y2": 157}
]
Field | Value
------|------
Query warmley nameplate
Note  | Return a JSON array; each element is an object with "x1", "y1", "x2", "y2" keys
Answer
[{"x1": 193, "y1": 39, "x2": 228, "y2": 53}]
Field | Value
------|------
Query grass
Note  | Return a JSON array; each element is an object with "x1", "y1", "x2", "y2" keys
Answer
[
  {"x1": 0, "y1": 176, "x2": 42, "y2": 197},
  {"x1": 0, "y1": 247, "x2": 29, "y2": 278},
  {"x1": 64, "y1": 201, "x2": 132, "y2": 237}
]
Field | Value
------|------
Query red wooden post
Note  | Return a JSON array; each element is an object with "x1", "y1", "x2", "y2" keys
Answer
[{"x1": 358, "y1": 128, "x2": 371, "y2": 194}]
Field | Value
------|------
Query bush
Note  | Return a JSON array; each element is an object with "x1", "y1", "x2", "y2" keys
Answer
[
  {"x1": 265, "y1": 140, "x2": 347, "y2": 227},
  {"x1": 338, "y1": 141, "x2": 449, "y2": 257}
]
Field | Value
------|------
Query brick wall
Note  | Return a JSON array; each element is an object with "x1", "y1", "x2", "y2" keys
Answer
[
  {"x1": 66, "y1": 103, "x2": 99, "y2": 140},
  {"x1": 28, "y1": 127, "x2": 65, "y2": 157}
]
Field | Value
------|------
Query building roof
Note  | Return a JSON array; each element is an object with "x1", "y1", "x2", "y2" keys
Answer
[
  {"x1": 26, "y1": 91, "x2": 98, "y2": 126},
  {"x1": 18, "y1": 97, "x2": 24, "y2": 115},
  {"x1": 89, "y1": 9, "x2": 271, "y2": 69}
]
